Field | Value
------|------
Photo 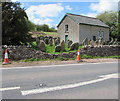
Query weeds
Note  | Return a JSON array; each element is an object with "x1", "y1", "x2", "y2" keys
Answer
[{"x1": 15, "y1": 55, "x2": 120, "y2": 62}]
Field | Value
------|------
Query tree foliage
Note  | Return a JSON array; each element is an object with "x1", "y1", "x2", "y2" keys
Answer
[
  {"x1": 35, "y1": 24, "x2": 57, "y2": 32},
  {"x1": 2, "y1": 2, "x2": 31, "y2": 45},
  {"x1": 36, "y1": 24, "x2": 49, "y2": 32},
  {"x1": 49, "y1": 27, "x2": 57, "y2": 32},
  {"x1": 96, "y1": 11, "x2": 119, "y2": 41},
  {"x1": 118, "y1": 10, "x2": 120, "y2": 40},
  {"x1": 27, "y1": 20, "x2": 35, "y2": 31}
]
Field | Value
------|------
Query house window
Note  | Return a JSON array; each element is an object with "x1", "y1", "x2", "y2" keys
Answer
[
  {"x1": 98, "y1": 30, "x2": 104, "y2": 38},
  {"x1": 65, "y1": 25, "x2": 68, "y2": 33},
  {"x1": 93, "y1": 36, "x2": 96, "y2": 41},
  {"x1": 98, "y1": 31, "x2": 101, "y2": 37},
  {"x1": 101, "y1": 31, "x2": 104, "y2": 38}
]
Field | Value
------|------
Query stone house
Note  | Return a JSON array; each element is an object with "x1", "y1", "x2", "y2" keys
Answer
[{"x1": 57, "y1": 13, "x2": 109, "y2": 44}]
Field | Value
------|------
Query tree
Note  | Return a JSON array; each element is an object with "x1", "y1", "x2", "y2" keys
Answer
[
  {"x1": 118, "y1": 9, "x2": 120, "y2": 41},
  {"x1": 27, "y1": 20, "x2": 36, "y2": 31},
  {"x1": 96, "y1": 11, "x2": 120, "y2": 41},
  {"x1": 2, "y1": 2, "x2": 31, "y2": 45},
  {"x1": 35, "y1": 25, "x2": 43, "y2": 31},
  {"x1": 49, "y1": 27, "x2": 57, "y2": 32},
  {"x1": 42, "y1": 24, "x2": 49, "y2": 32},
  {"x1": 35, "y1": 24, "x2": 57, "y2": 32}
]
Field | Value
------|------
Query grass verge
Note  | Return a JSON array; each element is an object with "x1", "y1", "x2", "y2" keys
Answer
[
  {"x1": 18, "y1": 57, "x2": 75, "y2": 62},
  {"x1": 81, "y1": 55, "x2": 120, "y2": 59},
  {"x1": 14, "y1": 55, "x2": 120, "y2": 62}
]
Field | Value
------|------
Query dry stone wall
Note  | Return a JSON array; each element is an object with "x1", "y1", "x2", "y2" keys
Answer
[
  {"x1": 81, "y1": 45, "x2": 119, "y2": 57},
  {"x1": 1, "y1": 45, "x2": 120, "y2": 60}
]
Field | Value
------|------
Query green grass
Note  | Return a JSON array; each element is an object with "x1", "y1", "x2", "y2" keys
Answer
[
  {"x1": 29, "y1": 41, "x2": 84, "y2": 54},
  {"x1": 31, "y1": 34, "x2": 44, "y2": 37},
  {"x1": 15, "y1": 55, "x2": 120, "y2": 62},
  {"x1": 45, "y1": 44, "x2": 83, "y2": 54},
  {"x1": 18, "y1": 57, "x2": 75, "y2": 62},
  {"x1": 19, "y1": 58, "x2": 49, "y2": 62},
  {"x1": 28, "y1": 41, "x2": 40, "y2": 50},
  {"x1": 94, "y1": 55, "x2": 120, "y2": 59},
  {"x1": 46, "y1": 44, "x2": 56, "y2": 53},
  {"x1": 81, "y1": 55, "x2": 120, "y2": 59},
  {"x1": 31, "y1": 32, "x2": 59, "y2": 37},
  {"x1": 44, "y1": 32, "x2": 59, "y2": 35},
  {"x1": 81, "y1": 55, "x2": 93, "y2": 59}
]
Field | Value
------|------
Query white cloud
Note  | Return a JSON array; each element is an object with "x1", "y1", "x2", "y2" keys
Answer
[
  {"x1": 119, "y1": 1, "x2": 120, "y2": 11},
  {"x1": 26, "y1": 3, "x2": 64, "y2": 18},
  {"x1": 21, "y1": 2, "x2": 29, "y2": 8},
  {"x1": 11, "y1": 0, "x2": 17, "y2": 2},
  {"x1": 82, "y1": 0, "x2": 119, "y2": 18},
  {"x1": 90, "y1": 0, "x2": 119, "y2": 13},
  {"x1": 25, "y1": 3, "x2": 64, "y2": 27},
  {"x1": 65, "y1": 5, "x2": 72, "y2": 10},
  {"x1": 33, "y1": 18, "x2": 53, "y2": 26}
]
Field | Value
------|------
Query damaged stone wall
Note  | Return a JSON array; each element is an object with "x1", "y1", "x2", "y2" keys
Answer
[{"x1": 1, "y1": 45, "x2": 119, "y2": 61}]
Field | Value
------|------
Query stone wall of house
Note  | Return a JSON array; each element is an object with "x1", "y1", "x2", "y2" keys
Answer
[
  {"x1": 1, "y1": 45, "x2": 119, "y2": 61},
  {"x1": 79, "y1": 24, "x2": 109, "y2": 44},
  {"x1": 58, "y1": 16, "x2": 80, "y2": 43}
]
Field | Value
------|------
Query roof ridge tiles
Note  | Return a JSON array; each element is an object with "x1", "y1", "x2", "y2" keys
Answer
[{"x1": 66, "y1": 13, "x2": 98, "y2": 20}]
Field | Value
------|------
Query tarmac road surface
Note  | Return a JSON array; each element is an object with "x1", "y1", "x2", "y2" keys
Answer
[{"x1": 0, "y1": 62, "x2": 119, "y2": 99}]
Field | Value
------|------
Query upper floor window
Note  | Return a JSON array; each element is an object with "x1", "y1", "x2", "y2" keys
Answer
[{"x1": 65, "y1": 25, "x2": 68, "y2": 33}]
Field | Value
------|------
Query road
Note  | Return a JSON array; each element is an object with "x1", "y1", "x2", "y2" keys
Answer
[{"x1": 0, "y1": 62, "x2": 119, "y2": 99}]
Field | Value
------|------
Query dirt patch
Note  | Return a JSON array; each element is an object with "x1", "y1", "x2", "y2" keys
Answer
[{"x1": 2, "y1": 58, "x2": 119, "y2": 68}]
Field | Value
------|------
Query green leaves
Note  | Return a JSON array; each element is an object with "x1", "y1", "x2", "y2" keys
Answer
[
  {"x1": 97, "y1": 11, "x2": 119, "y2": 41},
  {"x1": 2, "y1": 2, "x2": 31, "y2": 45},
  {"x1": 33, "y1": 24, "x2": 57, "y2": 32},
  {"x1": 27, "y1": 20, "x2": 36, "y2": 31}
]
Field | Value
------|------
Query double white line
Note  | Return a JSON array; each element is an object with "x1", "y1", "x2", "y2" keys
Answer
[
  {"x1": 0, "y1": 86, "x2": 20, "y2": 92},
  {"x1": 0, "y1": 73, "x2": 118, "y2": 95},
  {"x1": 21, "y1": 73, "x2": 118, "y2": 96}
]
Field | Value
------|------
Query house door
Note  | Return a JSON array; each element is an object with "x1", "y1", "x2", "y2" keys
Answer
[{"x1": 65, "y1": 35, "x2": 68, "y2": 43}]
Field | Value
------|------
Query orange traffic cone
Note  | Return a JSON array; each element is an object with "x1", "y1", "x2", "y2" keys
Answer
[
  {"x1": 3, "y1": 49, "x2": 11, "y2": 65},
  {"x1": 76, "y1": 49, "x2": 82, "y2": 62}
]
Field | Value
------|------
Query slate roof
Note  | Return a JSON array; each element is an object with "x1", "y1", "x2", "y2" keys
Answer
[{"x1": 57, "y1": 13, "x2": 109, "y2": 28}]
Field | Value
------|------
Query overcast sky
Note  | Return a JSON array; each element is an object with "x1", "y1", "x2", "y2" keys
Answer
[{"x1": 11, "y1": 0, "x2": 119, "y2": 28}]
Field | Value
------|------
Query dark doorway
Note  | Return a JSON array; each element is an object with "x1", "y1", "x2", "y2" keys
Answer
[
  {"x1": 65, "y1": 35, "x2": 68, "y2": 43},
  {"x1": 93, "y1": 36, "x2": 96, "y2": 41}
]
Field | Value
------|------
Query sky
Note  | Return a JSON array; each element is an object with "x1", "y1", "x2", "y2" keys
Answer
[{"x1": 11, "y1": 0, "x2": 119, "y2": 28}]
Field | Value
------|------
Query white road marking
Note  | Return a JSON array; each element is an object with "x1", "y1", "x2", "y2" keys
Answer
[
  {"x1": 1, "y1": 62, "x2": 117, "y2": 70},
  {"x1": 21, "y1": 73, "x2": 118, "y2": 96},
  {"x1": 0, "y1": 86, "x2": 20, "y2": 91},
  {"x1": 99, "y1": 73, "x2": 119, "y2": 78}
]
